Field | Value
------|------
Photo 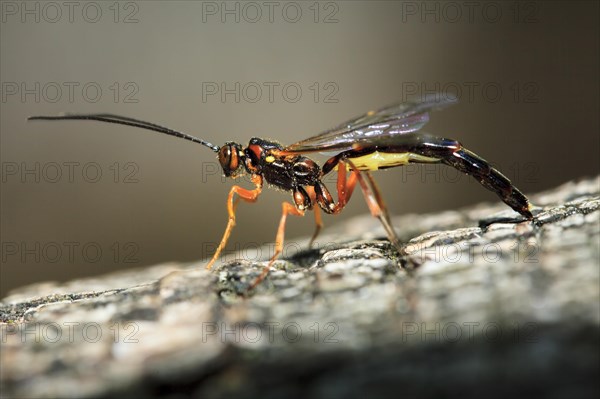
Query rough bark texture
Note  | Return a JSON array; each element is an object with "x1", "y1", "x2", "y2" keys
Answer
[{"x1": 1, "y1": 177, "x2": 599, "y2": 399}]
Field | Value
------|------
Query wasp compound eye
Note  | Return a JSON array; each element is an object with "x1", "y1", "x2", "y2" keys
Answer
[{"x1": 218, "y1": 144, "x2": 241, "y2": 177}]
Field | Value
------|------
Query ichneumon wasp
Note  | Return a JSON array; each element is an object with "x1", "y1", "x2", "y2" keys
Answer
[{"x1": 29, "y1": 95, "x2": 534, "y2": 288}]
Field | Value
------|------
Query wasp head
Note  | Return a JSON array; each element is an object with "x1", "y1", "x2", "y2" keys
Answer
[{"x1": 218, "y1": 142, "x2": 245, "y2": 178}]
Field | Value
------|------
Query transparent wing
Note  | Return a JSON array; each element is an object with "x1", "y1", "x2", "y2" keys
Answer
[{"x1": 281, "y1": 94, "x2": 457, "y2": 154}]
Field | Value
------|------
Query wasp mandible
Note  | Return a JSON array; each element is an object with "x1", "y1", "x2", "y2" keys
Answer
[{"x1": 29, "y1": 95, "x2": 533, "y2": 287}]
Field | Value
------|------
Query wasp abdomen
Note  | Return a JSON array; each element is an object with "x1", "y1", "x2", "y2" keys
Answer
[{"x1": 445, "y1": 147, "x2": 532, "y2": 219}]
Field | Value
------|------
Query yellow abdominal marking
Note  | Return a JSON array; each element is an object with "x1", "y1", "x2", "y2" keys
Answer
[
  {"x1": 265, "y1": 155, "x2": 275, "y2": 163},
  {"x1": 338, "y1": 151, "x2": 440, "y2": 171}
]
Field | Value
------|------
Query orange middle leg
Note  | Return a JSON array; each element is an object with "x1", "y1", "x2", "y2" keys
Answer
[
  {"x1": 249, "y1": 201, "x2": 305, "y2": 289},
  {"x1": 206, "y1": 175, "x2": 263, "y2": 270}
]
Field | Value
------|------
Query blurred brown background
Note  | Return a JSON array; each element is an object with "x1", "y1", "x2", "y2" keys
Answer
[{"x1": 1, "y1": 1, "x2": 598, "y2": 297}]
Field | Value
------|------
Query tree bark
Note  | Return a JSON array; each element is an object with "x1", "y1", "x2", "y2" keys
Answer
[{"x1": 1, "y1": 177, "x2": 599, "y2": 399}]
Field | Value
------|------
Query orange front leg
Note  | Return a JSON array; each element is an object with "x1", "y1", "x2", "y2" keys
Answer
[
  {"x1": 249, "y1": 201, "x2": 305, "y2": 290},
  {"x1": 206, "y1": 174, "x2": 263, "y2": 270}
]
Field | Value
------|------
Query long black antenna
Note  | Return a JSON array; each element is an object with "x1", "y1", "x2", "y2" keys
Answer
[{"x1": 27, "y1": 113, "x2": 220, "y2": 153}]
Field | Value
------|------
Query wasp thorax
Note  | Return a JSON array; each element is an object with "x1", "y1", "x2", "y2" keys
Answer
[{"x1": 218, "y1": 143, "x2": 243, "y2": 177}]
